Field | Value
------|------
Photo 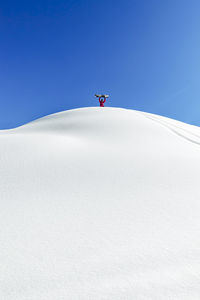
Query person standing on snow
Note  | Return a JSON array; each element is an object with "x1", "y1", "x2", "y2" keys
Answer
[
  {"x1": 95, "y1": 94, "x2": 109, "y2": 107},
  {"x1": 99, "y1": 96, "x2": 106, "y2": 107}
]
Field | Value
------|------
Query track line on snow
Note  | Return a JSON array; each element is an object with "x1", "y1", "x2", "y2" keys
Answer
[
  {"x1": 150, "y1": 114, "x2": 200, "y2": 140},
  {"x1": 138, "y1": 112, "x2": 200, "y2": 147}
]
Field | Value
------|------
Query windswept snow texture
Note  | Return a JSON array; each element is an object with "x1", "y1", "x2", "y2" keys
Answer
[{"x1": 1, "y1": 107, "x2": 200, "y2": 300}]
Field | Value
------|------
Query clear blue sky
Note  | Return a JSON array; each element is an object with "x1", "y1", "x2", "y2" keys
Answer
[{"x1": 1, "y1": 0, "x2": 200, "y2": 128}]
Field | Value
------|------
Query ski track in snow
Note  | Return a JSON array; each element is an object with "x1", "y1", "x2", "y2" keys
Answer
[{"x1": 139, "y1": 111, "x2": 200, "y2": 146}]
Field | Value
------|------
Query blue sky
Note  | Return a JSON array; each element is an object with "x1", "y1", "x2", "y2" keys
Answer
[{"x1": 1, "y1": 0, "x2": 200, "y2": 128}]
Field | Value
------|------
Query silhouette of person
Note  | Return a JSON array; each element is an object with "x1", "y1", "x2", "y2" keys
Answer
[{"x1": 99, "y1": 97, "x2": 106, "y2": 107}]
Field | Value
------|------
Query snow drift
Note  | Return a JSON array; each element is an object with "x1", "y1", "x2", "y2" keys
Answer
[{"x1": 1, "y1": 107, "x2": 200, "y2": 300}]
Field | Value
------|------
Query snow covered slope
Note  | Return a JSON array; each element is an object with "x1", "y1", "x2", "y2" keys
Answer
[{"x1": 1, "y1": 107, "x2": 200, "y2": 300}]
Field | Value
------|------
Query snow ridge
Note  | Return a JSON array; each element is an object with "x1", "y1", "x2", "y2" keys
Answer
[{"x1": 1, "y1": 107, "x2": 200, "y2": 300}]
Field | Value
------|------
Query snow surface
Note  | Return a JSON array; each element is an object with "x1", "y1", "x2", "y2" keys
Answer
[{"x1": 1, "y1": 107, "x2": 200, "y2": 300}]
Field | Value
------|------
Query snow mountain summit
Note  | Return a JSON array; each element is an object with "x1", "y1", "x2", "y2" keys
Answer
[{"x1": 1, "y1": 107, "x2": 200, "y2": 300}]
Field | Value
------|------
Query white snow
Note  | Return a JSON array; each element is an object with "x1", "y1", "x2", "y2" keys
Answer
[{"x1": 1, "y1": 107, "x2": 200, "y2": 300}]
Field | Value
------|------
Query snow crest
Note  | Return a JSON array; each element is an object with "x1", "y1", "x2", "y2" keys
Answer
[{"x1": 1, "y1": 107, "x2": 200, "y2": 300}]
